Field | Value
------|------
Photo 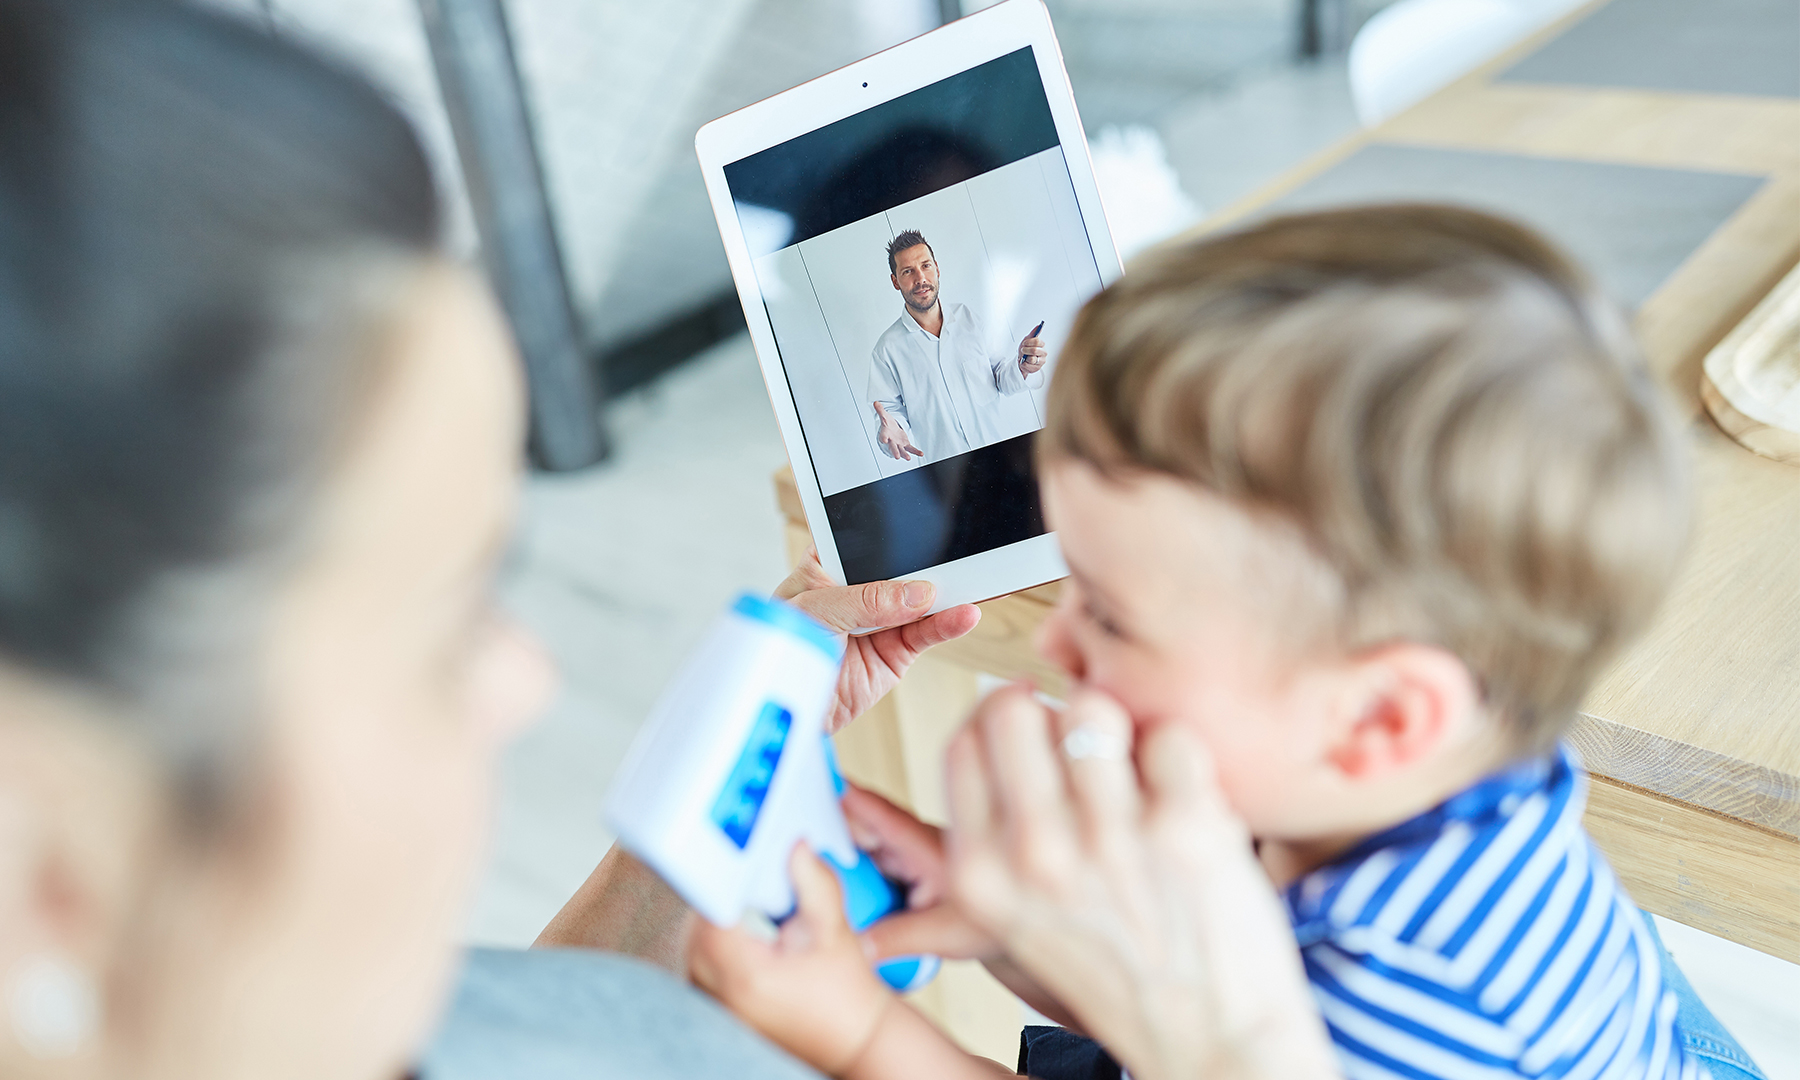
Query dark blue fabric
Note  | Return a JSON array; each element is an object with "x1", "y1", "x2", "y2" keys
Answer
[{"x1": 1017, "y1": 1026, "x2": 1121, "y2": 1080}]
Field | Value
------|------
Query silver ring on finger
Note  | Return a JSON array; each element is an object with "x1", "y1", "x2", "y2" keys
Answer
[{"x1": 1061, "y1": 725, "x2": 1128, "y2": 762}]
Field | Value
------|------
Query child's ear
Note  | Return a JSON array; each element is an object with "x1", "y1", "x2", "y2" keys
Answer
[{"x1": 1325, "y1": 643, "x2": 1481, "y2": 780}]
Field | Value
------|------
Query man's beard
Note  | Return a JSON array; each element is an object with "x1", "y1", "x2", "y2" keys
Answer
[{"x1": 905, "y1": 286, "x2": 937, "y2": 314}]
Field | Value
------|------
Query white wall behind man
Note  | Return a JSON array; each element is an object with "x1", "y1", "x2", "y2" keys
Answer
[
  {"x1": 964, "y1": 150, "x2": 1105, "y2": 414},
  {"x1": 755, "y1": 236, "x2": 894, "y2": 497}
]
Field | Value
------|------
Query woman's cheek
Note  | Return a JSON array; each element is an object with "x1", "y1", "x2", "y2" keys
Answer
[{"x1": 465, "y1": 617, "x2": 555, "y2": 748}]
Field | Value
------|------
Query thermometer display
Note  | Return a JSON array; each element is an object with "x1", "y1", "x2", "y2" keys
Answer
[{"x1": 709, "y1": 701, "x2": 793, "y2": 848}]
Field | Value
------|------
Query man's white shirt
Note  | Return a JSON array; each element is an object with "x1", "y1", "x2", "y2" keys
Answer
[{"x1": 867, "y1": 301, "x2": 1036, "y2": 462}]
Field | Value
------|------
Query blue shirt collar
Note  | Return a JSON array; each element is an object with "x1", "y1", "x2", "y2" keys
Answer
[{"x1": 1282, "y1": 744, "x2": 1578, "y2": 935}]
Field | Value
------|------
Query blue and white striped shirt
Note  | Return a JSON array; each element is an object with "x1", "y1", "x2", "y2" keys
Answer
[{"x1": 1284, "y1": 746, "x2": 1706, "y2": 1080}]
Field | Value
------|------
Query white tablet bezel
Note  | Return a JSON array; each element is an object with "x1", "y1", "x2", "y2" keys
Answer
[{"x1": 695, "y1": 0, "x2": 1122, "y2": 613}]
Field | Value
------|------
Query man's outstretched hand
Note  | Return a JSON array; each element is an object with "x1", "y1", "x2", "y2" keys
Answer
[
  {"x1": 873, "y1": 402, "x2": 923, "y2": 460},
  {"x1": 777, "y1": 547, "x2": 980, "y2": 732}
]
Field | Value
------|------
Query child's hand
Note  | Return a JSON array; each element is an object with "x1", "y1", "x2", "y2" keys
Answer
[
  {"x1": 842, "y1": 785, "x2": 1003, "y2": 962},
  {"x1": 847, "y1": 784, "x2": 1083, "y2": 1030},
  {"x1": 690, "y1": 843, "x2": 894, "y2": 1077}
]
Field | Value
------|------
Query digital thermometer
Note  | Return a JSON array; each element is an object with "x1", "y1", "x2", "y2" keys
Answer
[{"x1": 605, "y1": 593, "x2": 938, "y2": 992}]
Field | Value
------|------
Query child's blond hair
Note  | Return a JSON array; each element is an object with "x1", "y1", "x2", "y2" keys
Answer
[{"x1": 1043, "y1": 205, "x2": 1690, "y2": 750}]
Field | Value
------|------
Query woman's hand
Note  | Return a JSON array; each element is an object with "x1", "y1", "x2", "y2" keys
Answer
[
  {"x1": 690, "y1": 844, "x2": 893, "y2": 1076},
  {"x1": 777, "y1": 548, "x2": 980, "y2": 732},
  {"x1": 945, "y1": 686, "x2": 1341, "y2": 1080}
]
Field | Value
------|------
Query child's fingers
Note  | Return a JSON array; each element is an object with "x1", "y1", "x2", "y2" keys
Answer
[
  {"x1": 689, "y1": 919, "x2": 773, "y2": 1003},
  {"x1": 787, "y1": 844, "x2": 852, "y2": 945},
  {"x1": 843, "y1": 787, "x2": 943, "y2": 857},
  {"x1": 863, "y1": 904, "x2": 998, "y2": 962},
  {"x1": 842, "y1": 783, "x2": 907, "y2": 849},
  {"x1": 842, "y1": 787, "x2": 949, "y2": 903}
]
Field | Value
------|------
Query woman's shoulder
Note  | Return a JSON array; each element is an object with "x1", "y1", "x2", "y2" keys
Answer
[{"x1": 416, "y1": 947, "x2": 826, "y2": 1080}]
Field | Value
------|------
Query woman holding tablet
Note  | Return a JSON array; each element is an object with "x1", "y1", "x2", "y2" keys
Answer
[{"x1": 0, "y1": 3, "x2": 1334, "y2": 1079}]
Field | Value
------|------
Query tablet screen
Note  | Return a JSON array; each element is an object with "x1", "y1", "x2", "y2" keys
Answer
[{"x1": 725, "y1": 47, "x2": 1106, "y2": 584}]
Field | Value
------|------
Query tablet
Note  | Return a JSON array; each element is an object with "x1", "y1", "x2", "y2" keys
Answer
[{"x1": 696, "y1": 0, "x2": 1121, "y2": 612}]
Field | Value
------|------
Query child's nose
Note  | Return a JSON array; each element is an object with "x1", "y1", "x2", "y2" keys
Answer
[{"x1": 1034, "y1": 601, "x2": 1086, "y2": 683}]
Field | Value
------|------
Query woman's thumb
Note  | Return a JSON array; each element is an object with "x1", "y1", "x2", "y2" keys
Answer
[{"x1": 789, "y1": 579, "x2": 933, "y2": 633}]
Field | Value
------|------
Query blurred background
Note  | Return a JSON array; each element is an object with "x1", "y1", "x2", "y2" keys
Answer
[
  {"x1": 202, "y1": 0, "x2": 1799, "y2": 1071},
  {"x1": 213, "y1": 0, "x2": 1396, "y2": 390}
]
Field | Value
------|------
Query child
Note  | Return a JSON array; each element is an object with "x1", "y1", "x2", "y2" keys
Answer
[{"x1": 694, "y1": 205, "x2": 1725, "y2": 1079}]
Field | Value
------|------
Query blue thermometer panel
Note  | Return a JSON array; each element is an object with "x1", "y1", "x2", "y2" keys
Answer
[{"x1": 709, "y1": 702, "x2": 793, "y2": 849}]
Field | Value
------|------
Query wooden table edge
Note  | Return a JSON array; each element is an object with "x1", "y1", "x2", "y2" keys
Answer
[{"x1": 1570, "y1": 714, "x2": 1800, "y2": 841}]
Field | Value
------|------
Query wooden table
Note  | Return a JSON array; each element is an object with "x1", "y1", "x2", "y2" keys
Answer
[{"x1": 777, "y1": 0, "x2": 1800, "y2": 1059}]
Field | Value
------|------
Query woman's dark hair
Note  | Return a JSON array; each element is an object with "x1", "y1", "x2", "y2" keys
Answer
[{"x1": 0, "y1": 0, "x2": 442, "y2": 820}]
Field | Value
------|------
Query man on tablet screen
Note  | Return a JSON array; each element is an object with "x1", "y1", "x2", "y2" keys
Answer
[{"x1": 868, "y1": 230, "x2": 1047, "y2": 463}]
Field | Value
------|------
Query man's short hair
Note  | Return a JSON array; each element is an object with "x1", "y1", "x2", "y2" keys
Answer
[
  {"x1": 1042, "y1": 204, "x2": 1690, "y2": 751},
  {"x1": 887, "y1": 230, "x2": 932, "y2": 275}
]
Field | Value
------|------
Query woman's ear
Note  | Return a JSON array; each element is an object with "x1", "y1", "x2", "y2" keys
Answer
[
  {"x1": 0, "y1": 730, "x2": 95, "y2": 1065},
  {"x1": 1324, "y1": 643, "x2": 1482, "y2": 781},
  {"x1": 0, "y1": 689, "x2": 163, "y2": 1063}
]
